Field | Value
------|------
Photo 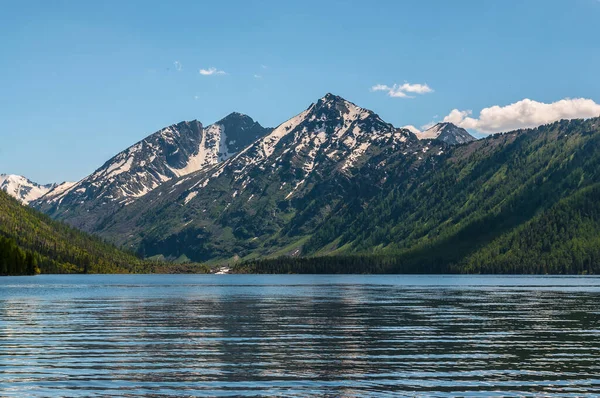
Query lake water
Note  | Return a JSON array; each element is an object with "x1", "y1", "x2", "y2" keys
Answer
[{"x1": 1, "y1": 275, "x2": 600, "y2": 397}]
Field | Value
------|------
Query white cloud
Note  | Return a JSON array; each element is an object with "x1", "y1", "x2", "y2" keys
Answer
[
  {"x1": 174, "y1": 61, "x2": 182, "y2": 71},
  {"x1": 443, "y1": 109, "x2": 471, "y2": 125},
  {"x1": 199, "y1": 67, "x2": 226, "y2": 76},
  {"x1": 388, "y1": 87, "x2": 411, "y2": 98},
  {"x1": 442, "y1": 98, "x2": 600, "y2": 134},
  {"x1": 371, "y1": 84, "x2": 391, "y2": 92},
  {"x1": 397, "y1": 83, "x2": 433, "y2": 94},
  {"x1": 371, "y1": 82, "x2": 433, "y2": 99},
  {"x1": 254, "y1": 74, "x2": 262, "y2": 79}
]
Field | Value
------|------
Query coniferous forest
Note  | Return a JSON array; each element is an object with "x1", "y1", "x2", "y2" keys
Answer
[{"x1": 0, "y1": 190, "x2": 207, "y2": 275}]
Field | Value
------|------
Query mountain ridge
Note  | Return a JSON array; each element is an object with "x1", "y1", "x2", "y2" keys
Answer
[
  {"x1": 0, "y1": 174, "x2": 67, "y2": 204},
  {"x1": 416, "y1": 122, "x2": 476, "y2": 144},
  {"x1": 13, "y1": 93, "x2": 600, "y2": 274},
  {"x1": 88, "y1": 94, "x2": 437, "y2": 261},
  {"x1": 32, "y1": 113, "x2": 272, "y2": 230}
]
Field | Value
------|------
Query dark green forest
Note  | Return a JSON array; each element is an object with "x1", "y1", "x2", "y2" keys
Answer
[{"x1": 0, "y1": 190, "x2": 207, "y2": 275}]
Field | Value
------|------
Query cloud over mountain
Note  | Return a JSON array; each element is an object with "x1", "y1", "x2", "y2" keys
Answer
[{"x1": 444, "y1": 98, "x2": 600, "y2": 134}]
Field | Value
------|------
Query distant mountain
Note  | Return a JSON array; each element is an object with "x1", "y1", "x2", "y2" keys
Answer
[
  {"x1": 416, "y1": 122, "x2": 475, "y2": 145},
  {"x1": 92, "y1": 94, "x2": 435, "y2": 261},
  {"x1": 0, "y1": 174, "x2": 58, "y2": 204},
  {"x1": 32, "y1": 113, "x2": 271, "y2": 231}
]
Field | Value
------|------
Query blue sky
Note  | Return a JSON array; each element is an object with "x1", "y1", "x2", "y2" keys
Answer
[{"x1": 1, "y1": 0, "x2": 599, "y2": 183}]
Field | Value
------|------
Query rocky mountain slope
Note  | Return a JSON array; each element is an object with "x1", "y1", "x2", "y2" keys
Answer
[
  {"x1": 92, "y1": 94, "x2": 445, "y2": 262},
  {"x1": 32, "y1": 113, "x2": 271, "y2": 231},
  {"x1": 0, "y1": 174, "x2": 62, "y2": 204}
]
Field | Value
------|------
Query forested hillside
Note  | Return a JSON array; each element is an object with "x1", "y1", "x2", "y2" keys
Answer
[
  {"x1": 237, "y1": 118, "x2": 600, "y2": 274},
  {"x1": 0, "y1": 190, "x2": 167, "y2": 275}
]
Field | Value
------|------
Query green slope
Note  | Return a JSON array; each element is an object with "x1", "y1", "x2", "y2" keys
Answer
[
  {"x1": 462, "y1": 183, "x2": 600, "y2": 274},
  {"x1": 0, "y1": 190, "x2": 193, "y2": 275}
]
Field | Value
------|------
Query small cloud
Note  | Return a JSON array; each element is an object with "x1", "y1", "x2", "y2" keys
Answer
[
  {"x1": 174, "y1": 61, "x2": 182, "y2": 71},
  {"x1": 199, "y1": 67, "x2": 226, "y2": 76},
  {"x1": 370, "y1": 84, "x2": 391, "y2": 92},
  {"x1": 397, "y1": 83, "x2": 433, "y2": 94},
  {"x1": 371, "y1": 82, "x2": 433, "y2": 99},
  {"x1": 388, "y1": 87, "x2": 412, "y2": 98},
  {"x1": 442, "y1": 97, "x2": 600, "y2": 134},
  {"x1": 194, "y1": 95, "x2": 200, "y2": 100},
  {"x1": 254, "y1": 74, "x2": 263, "y2": 79},
  {"x1": 261, "y1": 64, "x2": 268, "y2": 69}
]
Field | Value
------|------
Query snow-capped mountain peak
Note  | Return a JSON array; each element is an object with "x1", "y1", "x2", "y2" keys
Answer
[
  {"x1": 0, "y1": 174, "x2": 55, "y2": 204},
  {"x1": 416, "y1": 122, "x2": 475, "y2": 145},
  {"x1": 221, "y1": 93, "x2": 400, "y2": 169},
  {"x1": 312, "y1": 93, "x2": 373, "y2": 123},
  {"x1": 32, "y1": 115, "x2": 271, "y2": 230},
  {"x1": 189, "y1": 93, "x2": 417, "y2": 204}
]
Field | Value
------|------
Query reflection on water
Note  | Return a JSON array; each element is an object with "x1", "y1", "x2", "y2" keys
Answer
[{"x1": 1, "y1": 274, "x2": 600, "y2": 397}]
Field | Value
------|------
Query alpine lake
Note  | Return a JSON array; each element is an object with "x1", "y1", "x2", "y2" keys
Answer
[{"x1": 1, "y1": 274, "x2": 599, "y2": 397}]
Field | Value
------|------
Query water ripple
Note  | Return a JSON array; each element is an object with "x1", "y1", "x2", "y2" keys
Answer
[{"x1": 1, "y1": 274, "x2": 600, "y2": 397}]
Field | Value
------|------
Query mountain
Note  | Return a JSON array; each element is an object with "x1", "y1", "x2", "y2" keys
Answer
[
  {"x1": 96, "y1": 106, "x2": 600, "y2": 274},
  {"x1": 32, "y1": 113, "x2": 271, "y2": 231},
  {"x1": 0, "y1": 174, "x2": 57, "y2": 204},
  {"x1": 41, "y1": 181, "x2": 77, "y2": 202},
  {"x1": 27, "y1": 93, "x2": 600, "y2": 274},
  {"x1": 0, "y1": 189, "x2": 154, "y2": 275},
  {"x1": 416, "y1": 122, "x2": 475, "y2": 145},
  {"x1": 240, "y1": 117, "x2": 600, "y2": 274},
  {"x1": 89, "y1": 94, "x2": 438, "y2": 262}
]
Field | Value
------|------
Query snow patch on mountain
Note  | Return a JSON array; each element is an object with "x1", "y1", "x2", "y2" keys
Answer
[
  {"x1": 42, "y1": 181, "x2": 76, "y2": 201},
  {"x1": 0, "y1": 174, "x2": 59, "y2": 204},
  {"x1": 184, "y1": 191, "x2": 198, "y2": 204},
  {"x1": 36, "y1": 115, "x2": 270, "y2": 211},
  {"x1": 261, "y1": 106, "x2": 315, "y2": 158},
  {"x1": 184, "y1": 93, "x2": 416, "y2": 203}
]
